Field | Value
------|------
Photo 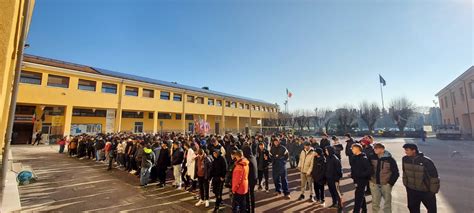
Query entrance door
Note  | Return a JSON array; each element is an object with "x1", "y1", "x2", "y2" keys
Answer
[
  {"x1": 134, "y1": 122, "x2": 143, "y2": 133},
  {"x1": 215, "y1": 123, "x2": 220, "y2": 134},
  {"x1": 12, "y1": 123, "x2": 34, "y2": 144}
]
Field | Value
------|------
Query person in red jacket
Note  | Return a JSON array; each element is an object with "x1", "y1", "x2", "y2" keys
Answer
[{"x1": 231, "y1": 149, "x2": 249, "y2": 213}]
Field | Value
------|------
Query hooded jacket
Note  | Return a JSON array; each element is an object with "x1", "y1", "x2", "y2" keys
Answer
[
  {"x1": 370, "y1": 150, "x2": 399, "y2": 185},
  {"x1": 171, "y1": 147, "x2": 184, "y2": 166},
  {"x1": 402, "y1": 152, "x2": 440, "y2": 193},
  {"x1": 232, "y1": 157, "x2": 250, "y2": 195},
  {"x1": 270, "y1": 144, "x2": 289, "y2": 172},
  {"x1": 256, "y1": 148, "x2": 271, "y2": 170},
  {"x1": 243, "y1": 145, "x2": 258, "y2": 186},
  {"x1": 324, "y1": 146, "x2": 342, "y2": 181},
  {"x1": 141, "y1": 147, "x2": 156, "y2": 169},
  {"x1": 310, "y1": 154, "x2": 326, "y2": 183},
  {"x1": 211, "y1": 152, "x2": 228, "y2": 179}
]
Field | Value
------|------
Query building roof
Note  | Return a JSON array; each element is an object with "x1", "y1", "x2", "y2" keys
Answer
[
  {"x1": 23, "y1": 54, "x2": 276, "y2": 106},
  {"x1": 436, "y1": 66, "x2": 474, "y2": 96}
]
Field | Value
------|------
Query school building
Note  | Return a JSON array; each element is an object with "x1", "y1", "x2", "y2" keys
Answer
[{"x1": 12, "y1": 54, "x2": 279, "y2": 144}]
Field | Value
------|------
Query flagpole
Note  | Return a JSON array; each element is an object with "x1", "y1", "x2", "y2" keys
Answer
[{"x1": 379, "y1": 76, "x2": 385, "y2": 110}]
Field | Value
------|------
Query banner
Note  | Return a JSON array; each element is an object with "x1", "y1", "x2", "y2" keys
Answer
[
  {"x1": 106, "y1": 109, "x2": 115, "y2": 133},
  {"x1": 51, "y1": 116, "x2": 64, "y2": 127}
]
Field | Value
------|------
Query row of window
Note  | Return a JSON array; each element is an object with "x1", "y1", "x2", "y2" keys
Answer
[
  {"x1": 440, "y1": 82, "x2": 474, "y2": 110},
  {"x1": 121, "y1": 111, "x2": 193, "y2": 120},
  {"x1": 20, "y1": 70, "x2": 277, "y2": 112}
]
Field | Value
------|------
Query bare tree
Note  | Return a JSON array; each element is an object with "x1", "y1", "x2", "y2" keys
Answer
[
  {"x1": 336, "y1": 106, "x2": 358, "y2": 133},
  {"x1": 322, "y1": 109, "x2": 335, "y2": 133},
  {"x1": 359, "y1": 101, "x2": 381, "y2": 132},
  {"x1": 389, "y1": 97, "x2": 416, "y2": 132}
]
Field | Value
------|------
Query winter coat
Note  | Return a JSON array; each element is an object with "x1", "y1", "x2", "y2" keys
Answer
[
  {"x1": 402, "y1": 153, "x2": 440, "y2": 193},
  {"x1": 185, "y1": 148, "x2": 197, "y2": 179},
  {"x1": 310, "y1": 155, "x2": 326, "y2": 183},
  {"x1": 324, "y1": 146, "x2": 342, "y2": 181},
  {"x1": 333, "y1": 144, "x2": 344, "y2": 160},
  {"x1": 232, "y1": 157, "x2": 249, "y2": 195},
  {"x1": 270, "y1": 145, "x2": 289, "y2": 173},
  {"x1": 345, "y1": 138, "x2": 356, "y2": 157},
  {"x1": 156, "y1": 147, "x2": 171, "y2": 169},
  {"x1": 351, "y1": 152, "x2": 372, "y2": 183},
  {"x1": 243, "y1": 145, "x2": 258, "y2": 186},
  {"x1": 211, "y1": 155, "x2": 228, "y2": 179},
  {"x1": 256, "y1": 148, "x2": 271, "y2": 171},
  {"x1": 320, "y1": 139, "x2": 331, "y2": 149},
  {"x1": 141, "y1": 148, "x2": 156, "y2": 169},
  {"x1": 171, "y1": 147, "x2": 184, "y2": 166},
  {"x1": 298, "y1": 148, "x2": 314, "y2": 175},
  {"x1": 196, "y1": 155, "x2": 214, "y2": 180},
  {"x1": 370, "y1": 150, "x2": 399, "y2": 185}
]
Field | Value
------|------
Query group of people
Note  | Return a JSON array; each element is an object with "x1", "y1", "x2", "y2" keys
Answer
[{"x1": 58, "y1": 132, "x2": 440, "y2": 213}]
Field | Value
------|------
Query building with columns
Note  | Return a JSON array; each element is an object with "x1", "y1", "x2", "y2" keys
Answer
[
  {"x1": 12, "y1": 54, "x2": 278, "y2": 144},
  {"x1": 436, "y1": 66, "x2": 474, "y2": 138}
]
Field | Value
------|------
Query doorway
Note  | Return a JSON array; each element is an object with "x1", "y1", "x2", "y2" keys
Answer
[{"x1": 12, "y1": 123, "x2": 34, "y2": 144}]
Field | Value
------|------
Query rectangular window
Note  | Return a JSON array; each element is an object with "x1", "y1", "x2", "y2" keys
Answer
[
  {"x1": 196, "y1": 97, "x2": 204, "y2": 104},
  {"x1": 185, "y1": 114, "x2": 194, "y2": 120},
  {"x1": 158, "y1": 113, "x2": 172, "y2": 119},
  {"x1": 239, "y1": 103, "x2": 244, "y2": 109},
  {"x1": 173, "y1": 93, "x2": 182, "y2": 101},
  {"x1": 78, "y1": 79, "x2": 96, "y2": 91},
  {"x1": 72, "y1": 109, "x2": 106, "y2": 117},
  {"x1": 208, "y1": 98, "x2": 215, "y2": 106},
  {"x1": 451, "y1": 92, "x2": 456, "y2": 105},
  {"x1": 148, "y1": 112, "x2": 154, "y2": 119},
  {"x1": 47, "y1": 74, "x2": 69, "y2": 88},
  {"x1": 101, "y1": 83, "x2": 117, "y2": 94},
  {"x1": 134, "y1": 122, "x2": 143, "y2": 133},
  {"x1": 252, "y1": 105, "x2": 256, "y2": 110},
  {"x1": 20, "y1": 71, "x2": 42, "y2": 85},
  {"x1": 43, "y1": 107, "x2": 65, "y2": 116},
  {"x1": 143, "y1": 89, "x2": 154, "y2": 98},
  {"x1": 256, "y1": 106, "x2": 260, "y2": 111},
  {"x1": 444, "y1": 96, "x2": 449, "y2": 108},
  {"x1": 231, "y1": 102, "x2": 237, "y2": 108},
  {"x1": 460, "y1": 87, "x2": 465, "y2": 101},
  {"x1": 216, "y1": 100, "x2": 222, "y2": 106},
  {"x1": 122, "y1": 111, "x2": 143, "y2": 118},
  {"x1": 175, "y1": 113, "x2": 182, "y2": 120},
  {"x1": 225, "y1": 101, "x2": 231, "y2": 107},
  {"x1": 470, "y1": 82, "x2": 474, "y2": 99},
  {"x1": 160, "y1": 91, "x2": 170, "y2": 100},
  {"x1": 187, "y1": 95, "x2": 195, "y2": 103},
  {"x1": 125, "y1": 86, "x2": 138, "y2": 96},
  {"x1": 245, "y1": 104, "x2": 249, "y2": 109}
]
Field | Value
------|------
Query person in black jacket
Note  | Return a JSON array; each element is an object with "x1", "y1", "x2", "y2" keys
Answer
[
  {"x1": 344, "y1": 133, "x2": 357, "y2": 166},
  {"x1": 156, "y1": 142, "x2": 171, "y2": 187},
  {"x1": 310, "y1": 148, "x2": 326, "y2": 205},
  {"x1": 256, "y1": 142, "x2": 271, "y2": 192},
  {"x1": 331, "y1": 136, "x2": 344, "y2": 160},
  {"x1": 171, "y1": 141, "x2": 184, "y2": 189},
  {"x1": 243, "y1": 144, "x2": 258, "y2": 213},
  {"x1": 320, "y1": 133, "x2": 331, "y2": 150},
  {"x1": 351, "y1": 143, "x2": 371, "y2": 213},
  {"x1": 211, "y1": 149, "x2": 227, "y2": 212},
  {"x1": 324, "y1": 146, "x2": 342, "y2": 210}
]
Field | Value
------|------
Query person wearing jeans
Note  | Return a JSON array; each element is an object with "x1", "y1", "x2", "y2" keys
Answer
[
  {"x1": 350, "y1": 143, "x2": 372, "y2": 213},
  {"x1": 369, "y1": 143, "x2": 399, "y2": 213},
  {"x1": 270, "y1": 138, "x2": 291, "y2": 199},
  {"x1": 310, "y1": 148, "x2": 326, "y2": 205}
]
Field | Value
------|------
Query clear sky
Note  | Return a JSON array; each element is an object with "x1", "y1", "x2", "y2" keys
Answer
[{"x1": 25, "y1": 0, "x2": 472, "y2": 110}]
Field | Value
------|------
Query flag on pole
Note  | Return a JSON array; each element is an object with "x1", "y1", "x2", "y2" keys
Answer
[
  {"x1": 379, "y1": 75, "x2": 386, "y2": 86},
  {"x1": 286, "y1": 88, "x2": 293, "y2": 98},
  {"x1": 32, "y1": 111, "x2": 36, "y2": 123}
]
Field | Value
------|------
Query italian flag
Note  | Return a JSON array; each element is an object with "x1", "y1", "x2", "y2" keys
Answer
[
  {"x1": 32, "y1": 112, "x2": 36, "y2": 123},
  {"x1": 286, "y1": 88, "x2": 293, "y2": 98}
]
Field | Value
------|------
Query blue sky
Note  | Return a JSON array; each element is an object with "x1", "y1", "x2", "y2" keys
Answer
[{"x1": 25, "y1": 0, "x2": 472, "y2": 110}]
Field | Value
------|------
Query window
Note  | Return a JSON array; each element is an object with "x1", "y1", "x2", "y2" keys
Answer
[
  {"x1": 125, "y1": 86, "x2": 138, "y2": 96},
  {"x1": 187, "y1": 95, "x2": 195, "y2": 103},
  {"x1": 455, "y1": 117, "x2": 460, "y2": 125},
  {"x1": 196, "y1": 97, "x2": 204, "y2": 104},
  {"x1": 444, "y1": 96, "x2": 448, "y2": 108},
  {"x1": 101, "y1": 83, "x2": 117, "y2": 94},
  {"x1": 470, "y1": 82, "x2": 474, "y2": 99},
  {"x1": 43, "y1": 107, "x2": 64, "y2": 115},
  {"x1": 216, "y1": 100, "x2": 222, "y2": 106},
  {"x1": 252, "y1": 105, "x2": 256, "y2": 110},
  {"x1": 460, "y1": 87, "x2": 465, "y2": 101},
  {"x1": 239, "y1": 103, "x2": 244, "y2": 109},
  {"x1": 158, "y1": 113, "x2": 172, "y2": 119},
  {"x1": 122, "y1": 111, "x2": 143, "y2": 118},
  {"x1": 173, "y1": 93, "x2": 182, "y2": 101},
  {"x1": 47, "y1": 74, "x2": 69, "y2": 88},
  {"x1": 256, "y1": 106, "x2": 260, "y2": 111},
  {"x1": 231, "y1": 102, "x2": 237, "y2": 108},
  {"x1": 451, "y1": 92, "x2": 456, "y2": 105},
  {"x1": 245, "y1": 104, "x2": 249, "y2": 109},
  {"x1": 20, "y1": 71, "x2": 42, "y2": 85},
  {"x1": 225, "y1": 101, "x2": 231, "y2": 107},
  {"x1": 175, "y1": 113, "x2": 182, "y2": 120},
  {"x1": 148, "y1": 112, "x2": 154, "y2": 119},
  {"x1": 208, "y1": 99, "x2": 215, "y2": 106},
  {"x1": 78, "y1": 79, "x2": 96, "y2": 91},
  {"x1": 185, "y1": 114, "x2": 194, "y2": 120},
  {"x1": 134, "y1": 122, "x2": 143, "y2": 133},
  {"x1": 73, "y1": 109, "x2": 106, "y2": 117},
  {"x1": 143, "y1": 89, "x2": 154, "y2": 98},
  {"x1": 160, "y1": 91, "x2": 170, "y2": 100}
]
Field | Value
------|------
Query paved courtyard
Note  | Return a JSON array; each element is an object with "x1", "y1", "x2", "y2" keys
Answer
[{"x1": 12, "y1": 137, "x2": 474, "y2": 212}]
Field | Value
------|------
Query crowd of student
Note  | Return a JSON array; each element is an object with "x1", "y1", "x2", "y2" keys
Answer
[{"x1": 58, "y1": 132, "x2": 440, "y2": 213}]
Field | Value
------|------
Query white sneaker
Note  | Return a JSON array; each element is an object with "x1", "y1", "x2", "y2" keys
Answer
[
  {"x1": 195, "y1": 200, "x2": 204, "y2": 207},
  {"x1": 205, "y1": 200, "x2": 209, "y2": 207},
  {"x1": 177, "y1": 186, "x2": 182, "y2": 190}
]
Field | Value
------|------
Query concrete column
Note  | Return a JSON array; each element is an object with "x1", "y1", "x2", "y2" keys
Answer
[
  {"x1": 63, "y1": 105, "x2": 73, "y2": 137},
  {"x1": 115, "y1": 109, "x2": 122, "y2": 132},
  {"x1": 236, "y1": 116, "x2": 240, "y2": 133},
  {"x1": 153, "y1": 111, "x2": 158, "y2": 134},
  {"x1": 221, "y1": 100, "x2": 226, "y2": 134}
]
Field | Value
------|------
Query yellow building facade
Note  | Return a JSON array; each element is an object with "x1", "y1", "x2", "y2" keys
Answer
[
  {"x1": 13, "y1": 55, "x2": 278, "y2": 144},
  {"x1": 0, "y1": 0, "x2": 35, "y2": 151}
]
